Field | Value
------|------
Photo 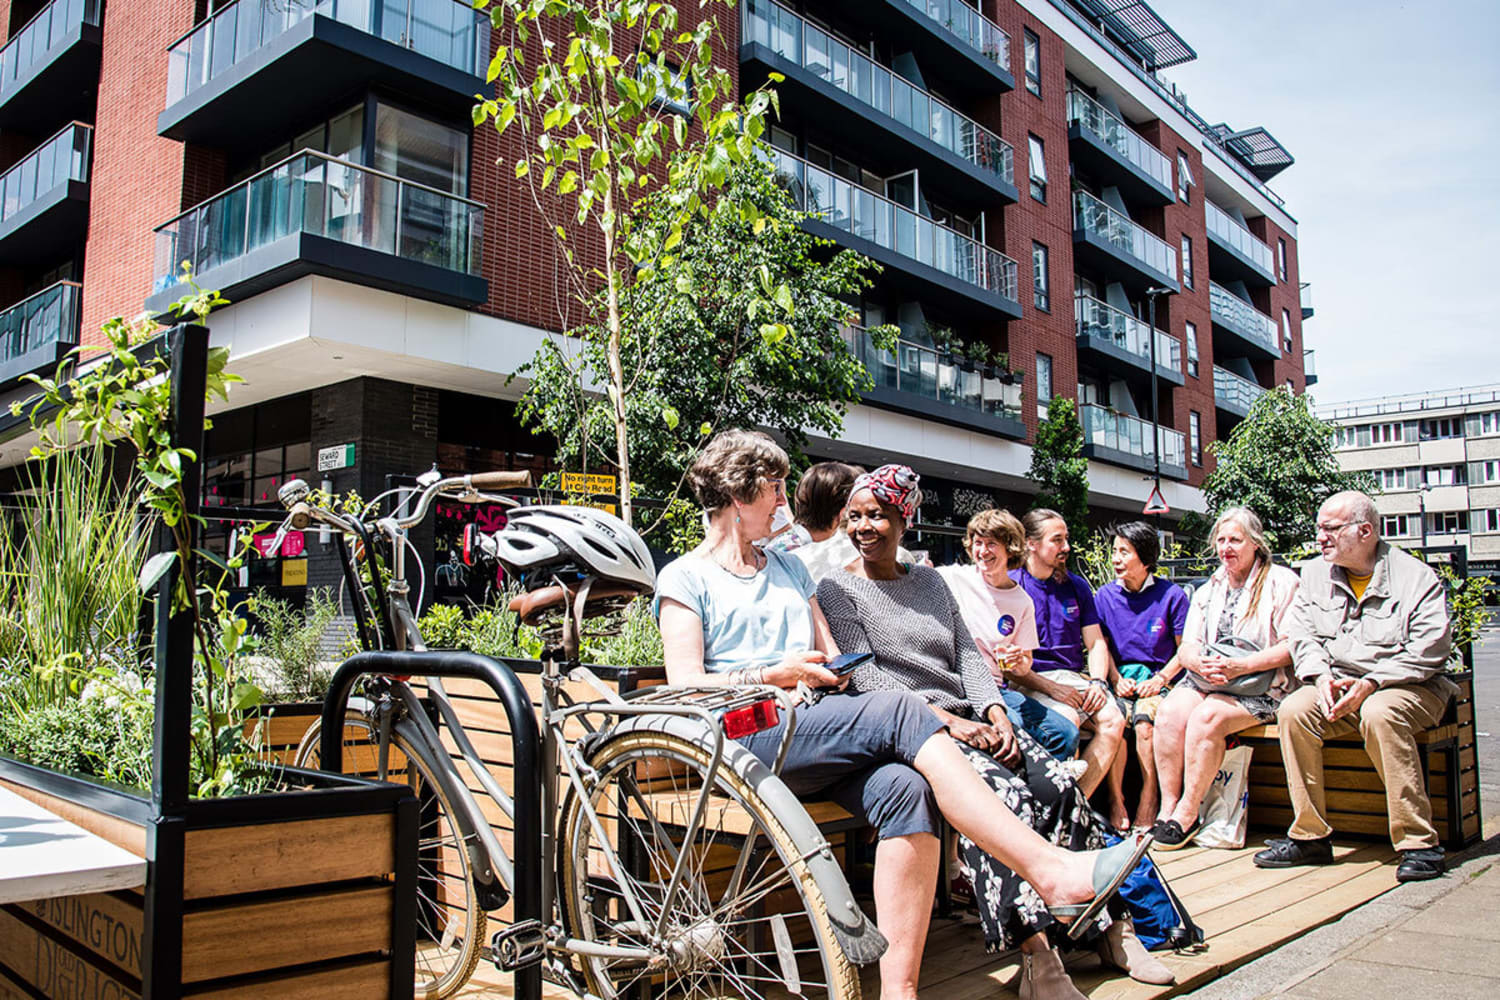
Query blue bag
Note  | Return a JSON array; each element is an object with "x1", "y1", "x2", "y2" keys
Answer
[{"x1": 1106, "y1": 833, "x2": 1205, "y2": 951}]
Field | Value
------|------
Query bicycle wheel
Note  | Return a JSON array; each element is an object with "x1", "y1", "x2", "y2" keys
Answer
[
  {"x1": 295, "y1": 709, "x2": 486, "y2": 999},
  {"x1": 559, "y1": 731, "x2": 859, "y2": 1000}
]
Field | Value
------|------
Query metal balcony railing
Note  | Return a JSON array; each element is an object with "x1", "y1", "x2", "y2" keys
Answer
[
  {"x1": 166, "y1": 0, "x2": 489, "y2": 106},
  {"x1": 0, "y1": 0, "x2": 100, "y2": 101},
  {"x1": 152, "y1": 150, "x2": 484, "y2": 292},
  {"x1": 0, "y1": 122, "x2": 90, "y2": 224},
  {"x1": 889, "y1": 0, "x2": 1010, "y2": 70},
  {"x1": 1065, "y1": 88, "x2": 1172, "y2": 190},
  {"x1": 843, "y1": 324, "x2": 1022, "y2": 422},
  {"x1": 1205, "y1": 200, "x2": 1274, "y2": 275},
  {"x1": 1214, "y1": 365, "x2": 1266, "y2": 414},
  {"x1": 1208, "y1": 281, "x2": 1278, "y2": 354},
  {"x1": 1072, "y1": 189, "x2": 1177, "y2": 280},
  {"x1": 743, "y1": 0, "x2": 1013, "y2": 186},
  {"x1": 1074, "y1": 293, "x2": 1180, "y2": 373},
  {"x1": 771, "y1": 147, "x2": 1018, "y2": 300},
  {"x1": 1080, "y1": 402, "x2": 1186, "y2": 469},
  {"x1": 0, "y1": 280, "x2": 81, "y2": 367}
]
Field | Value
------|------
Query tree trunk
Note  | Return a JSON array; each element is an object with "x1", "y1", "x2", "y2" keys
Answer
[{"x1": 601, "y1": 183, "x2": 632, "y2": 526}]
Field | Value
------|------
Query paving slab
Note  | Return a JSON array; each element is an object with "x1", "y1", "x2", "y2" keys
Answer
[
  {"x1": 1282, "y1": 959, "x2": 1500, "y2": 1000},
  {"x1": 1348, "y1": 927, "x2": 1500, "y2": 976}
]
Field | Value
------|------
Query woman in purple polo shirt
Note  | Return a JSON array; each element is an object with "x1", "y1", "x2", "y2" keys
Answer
[
  {"x1": 1093, "y1": 522, "x2": 1190, "y2": 833},
  {"x1": 1008, "y1": 509, "x2": 1131, "y2": 833}
]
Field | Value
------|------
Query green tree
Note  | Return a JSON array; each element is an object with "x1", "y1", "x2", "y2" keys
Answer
[
  {"x1": 516, "y1": 159, "x2": 894, "y2": 531},
  {"x1": 1028, "y1": 398, "x2": 1090, "y2": 542},
  {"x1": 474, "y1": 0, "x2": 782, "y2": 524},
  {"x1": 1198, "y1": 386, "x2": 1377, "y2": 551}
]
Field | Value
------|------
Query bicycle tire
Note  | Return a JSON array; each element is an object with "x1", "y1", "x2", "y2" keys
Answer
[
  {"x1": 295, "y1": 710, "x2": 486, "y2": 999},
  {"x1": 559, "y1": 730, "x2": 860, "y2": 1000}
]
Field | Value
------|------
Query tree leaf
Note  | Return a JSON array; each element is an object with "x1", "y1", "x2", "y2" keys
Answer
[
  {"x1": 139, "y1": 551, "x2": 177, "y2": 593},
  {"x1": 661, "y1": 406, "x2": 680, "y2": 431}
]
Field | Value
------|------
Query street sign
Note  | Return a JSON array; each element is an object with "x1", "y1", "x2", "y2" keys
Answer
[
  {"x1": 563, "y1": 498, "x2": 618, "y2": 515},
  {"x1": 317, "y1": 443, "x2": 355, "y2": 472},
  {"x1": 1143, "y1": 486, "x2": 1170, "y2": 516},
  {"x1": 281, "y1": 559, "x2": 308, "y2": 587},
  {"x1": 560, "y1": 472, "x2": 617, "y2": 495}
]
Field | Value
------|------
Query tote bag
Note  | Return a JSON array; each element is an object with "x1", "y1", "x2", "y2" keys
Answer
[{"x1": 1195, "y1": 744, "x2": 1253, "y2": 849}]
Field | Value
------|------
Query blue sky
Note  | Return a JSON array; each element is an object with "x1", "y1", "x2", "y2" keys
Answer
[{"x1": 1152, "y1": 0, "x2": 1500, "y2": 404}]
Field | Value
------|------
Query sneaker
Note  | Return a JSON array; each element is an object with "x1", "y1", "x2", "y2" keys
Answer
[
  {"x1": 1396, "y1": 847, "x2": 1445, "y2": 882},
  {"x1": 1253, "y1": 836, "x2": 1333, "y2": 869},
  {"x1": 1151, "y1": 818, "x2": 1200, "y2": 851}
]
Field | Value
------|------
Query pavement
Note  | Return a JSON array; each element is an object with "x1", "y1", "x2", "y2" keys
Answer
[{"x1": 1183, "y1": 625, "x2": 1500, "y2": 999}]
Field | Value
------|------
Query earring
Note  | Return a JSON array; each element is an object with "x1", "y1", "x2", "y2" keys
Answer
[{"x1": 735, "y1": 513, "x2": 741, "y2": 524}]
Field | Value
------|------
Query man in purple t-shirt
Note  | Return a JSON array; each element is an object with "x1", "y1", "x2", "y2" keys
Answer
[{"x1": 1010, "y1": 510, "x2": 1129, "y2": 830}]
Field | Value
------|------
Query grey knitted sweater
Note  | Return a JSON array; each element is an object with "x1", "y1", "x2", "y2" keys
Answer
[{"x1": 817, "y1": 566, "x2": 1006, "y2": 719}]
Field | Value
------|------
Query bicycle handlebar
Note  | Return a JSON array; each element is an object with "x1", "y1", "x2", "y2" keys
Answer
[{"x1": 469, "y1": 470, "x2": 533, "y2": 490}]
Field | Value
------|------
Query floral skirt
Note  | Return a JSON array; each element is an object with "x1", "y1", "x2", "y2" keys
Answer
[{"x1": 955, "y1": 727, "x2": 1112, "y2": 951}]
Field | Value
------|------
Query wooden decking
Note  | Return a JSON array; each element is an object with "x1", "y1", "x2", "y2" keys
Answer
[{"x1": 453, "y1": 834, "x2": 1412, "y2": 999}]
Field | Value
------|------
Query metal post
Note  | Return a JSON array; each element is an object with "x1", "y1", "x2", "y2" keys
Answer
[{"x1": 1144, "y1": 286, "x2": 1174, "y2": 517}]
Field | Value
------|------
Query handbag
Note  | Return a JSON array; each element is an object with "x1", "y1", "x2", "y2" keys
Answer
[
  {"x1": 1108, "y1": 834, "x2": 1206, "y2": 950},
  {"x1": 1197, "y1": 634, "x2": 1273, "y2": 697}
]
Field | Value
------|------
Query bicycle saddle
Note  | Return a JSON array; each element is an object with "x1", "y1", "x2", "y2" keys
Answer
[{"x1": 508, "y1": 580, "x2": 644, "y2": 625}]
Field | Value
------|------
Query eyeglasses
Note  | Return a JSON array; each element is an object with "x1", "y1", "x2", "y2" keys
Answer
[{"x1": 1315, "y1": 521, "x2": 1356, "y2": 536}]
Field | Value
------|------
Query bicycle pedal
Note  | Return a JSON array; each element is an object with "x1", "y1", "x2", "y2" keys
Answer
[{"x1": 491, "y1": 920, "x2": 546, "y2": 971}]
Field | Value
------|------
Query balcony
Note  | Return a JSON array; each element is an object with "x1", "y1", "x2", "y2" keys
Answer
[
  {"x1": 1071, "y1": 190, "x2": 1179, "y2": 293},
  {"x1": 844, "y1": 324, "x2": 1025, "y2": 439},
  {"x1": 158, "y1": 0, "x2": 489, "y2": 154},
  {"x1": 1300, "y1": 281, "x2": 1314, "y2": 319},
  {"x1": 1204, "y1": 201, "x2": 1275, "y2": 286},
  {"x1": 1065, "y1": 89, "x2": 1173, "y2": 205},
  {"x1": 1208, "y1": 281, "x2": 1280, "y2": 361},
  {"x1": 1303, "y1": 348, "x2": 1318, "y2": 386},
  {"x1": 0, "y1": 123, "x2": 91, "y2": 265},
  {"x1": 145, "y1": 150, "x2": 486, "y2": 314},
  {"x1": 772, "y1": 148, "x2": 1021, "y2": 320},
  {"x1": 1074, "y1": 293, "x2": 1183, "y2": 386},
  {"x1": 1079, "y1": 403, "x2": 1188, "y2": 480},
  {"x1": 859, "y1": 0, "x2": 1014, "y2": 92},
  {"x1": 0, "y1": 281, "x2": 81, "y2": 384},
  {"x1": 741, "y1": 0, "x2": 1017, "y2": 203},
  {"x1": 1213, "y1": 365, "x2": 1266, "y2": 420},
  {"x1": 0, "y1": 0, "x2": 102, "y2": 132}
]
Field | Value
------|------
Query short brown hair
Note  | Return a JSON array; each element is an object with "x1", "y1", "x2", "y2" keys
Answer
[
  {"x1": 687, "y1": 429, "x2": 790, "y2": 513},
  {"x1": 794, "y1": 461, "x2": 860, "y2": 533},
  {"x1": 964, "y1": 508, "x2": 1026, "y2": 569}
]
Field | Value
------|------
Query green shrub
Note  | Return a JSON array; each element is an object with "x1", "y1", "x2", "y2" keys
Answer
[{"x1": 250, "y1": 587, "x2": 342, "y2": 701}]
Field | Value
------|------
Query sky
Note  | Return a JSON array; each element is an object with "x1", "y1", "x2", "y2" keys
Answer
[{"x1": 1149, "y1": 0, "x2": 1500, "y2": 405}]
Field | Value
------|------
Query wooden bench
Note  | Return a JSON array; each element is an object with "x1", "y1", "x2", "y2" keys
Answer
[{"x1": 1235, "y1": 672, "x2": 1481, "y2": 851}]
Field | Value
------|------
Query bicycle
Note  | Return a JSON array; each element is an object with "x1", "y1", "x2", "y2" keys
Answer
[{"x1": 268, "y1": 472, "x2": 884, "y2": 999}]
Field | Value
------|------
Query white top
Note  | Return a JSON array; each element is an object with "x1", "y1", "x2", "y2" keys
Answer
[
  {"x1": 0, "y1": 785, "x2": 146, "y2": 905},
  {"x1": 655, "y1": 547, "x2": 817, "y2": 672}
]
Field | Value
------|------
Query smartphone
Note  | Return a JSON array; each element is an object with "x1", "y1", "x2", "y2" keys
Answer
[{"x1": 826, "y1": 651, "x2": 874, "y2": 677}]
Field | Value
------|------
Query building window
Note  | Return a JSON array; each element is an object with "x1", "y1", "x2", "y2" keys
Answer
[
  {"x1": 1478, "y1": 509, "x2": 1500, "y2": 534},
  {"x1": 1185, "y1": 320, "x2": 1199, "y2": 377},
  {"x1": 1036, "y1": 352, "x2": 1053, "y2": 418},
  {"x1": 1372, "y1": 422, "x2": 1404, "y2": 445},
  {"x1": 1474, "y1": 411, "x2": 1500, "y2": 436},
  {"x1": 1278, "y1": 238, "x2": 1288, "y2": 282},
  {"x1": 1474, "y1": 459, "x2": 1500, "y2": 484},
  {"x1": 639, "y1": 60, "x2": 692, "y2": 116},
  {"x1": 1281, "y1": 308, "x2": 1293, "y2": 351},
  {"x1": 1180, "y1": 235, "x2": 1193, "y2": 288},
  {"x1": 1024, "y1": 29, "x2": 1041, "y2": 96},
  {"x1": 1190, "y1": 410, "x2": 1202, "y2": 465},
  {"x1": 1423, "y1": 465, "x2": 1467, "y2": 487},
  {"x1": 1376, "y1": 467, "x2": 1420, "y2": 491},
  {"x1": 1333, "y1": 426, "x2": 1356, "y2": 449},
  {"x1": 1032, "y1": 242, "x2": 1050, "y2": 311},
  {"x1": 1429, "y1": 511, "x2": 1469, "y2": 535},
  {"x1": 1382, "y1": 514, "x2": 1414, "y2": 538},
  {"x1": 1028, "y1": 134, "x2": 1047, "y2": 202},
  {"x1": 1421, "y1": 416, "x2": 1463, "y2": 439},
  {"x1": 1176, "y1": 150, "x2": 1193, "y2": 202}
]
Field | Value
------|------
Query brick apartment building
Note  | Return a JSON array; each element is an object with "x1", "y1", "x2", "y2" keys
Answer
[{"x1": 0, "y1": 0, "x2": 1310, "y2": 597}]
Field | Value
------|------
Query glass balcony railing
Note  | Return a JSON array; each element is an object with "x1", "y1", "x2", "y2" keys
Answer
[
  {"x1": 166, "y1": 0, "x2": 489, "y2": 106},
  {"x1": 0, "y1": 122, "x2": 91, "y2": 225},
  {"x1": 1214, "y1": 365, "x2": 1266, "y2": 414},
  {"x1": 1072, "y1": 190, "x2": 1176, "y2": 281},
  {"x1": 1074, "y1": 293, "x2": 1180, "y2": 373},
  {"x1": 1065, "y1": 89, "x2": 1172, "y2": 191},
  {"x1": 771, "y1": 147, "x2": 1018, "y2": 301},
  {"x1": 1208, "y1": 281, "x2": 1278, "y2": 354},
  {"x1": 1080, "y1": 403, "x2": 1186, "y2": 469},
  {"x1": 743, "y1": 0, "x2": 1013, "y2": 187},
  {"x1": 0, "y1": 280, "x2": 80, "y2": 368},
  {"x1": 0, "y1": 0, "x2": 100, "y2": 101},
  {"x1": 152, "y1": 150, "x2": 484, "y2": 292},
  {"x1": 843, "y1": 324, "x2": 1023, "y2": 422},
  {"x1": 889, "y1": 0, "x2": 1010, "y2": 70},
  {"x1": 1205, "y1": 200, "x2": 1274, "y2": 275}
]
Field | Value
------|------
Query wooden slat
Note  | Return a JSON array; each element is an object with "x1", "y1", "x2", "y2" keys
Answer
[
  {"x1": 184, "y1": 958, "x2": 389, "y2": 999},
  {"x1": 0, "y1": 908, "x2": 140, "y2": 1000},
  {"x1": 183, "y1": 815, "x2": 394, "y2": 899},
  {"x1": 181, "y1": 886, "x2": 392, "y2": 983},
  {"x1": 10, "y1": 892, "x2": 144, "y2": 980}
]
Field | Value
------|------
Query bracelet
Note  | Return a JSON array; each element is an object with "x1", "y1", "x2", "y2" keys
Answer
[{"x1": 1089, "y1": 678, "x2": 1110, "y2": 690}]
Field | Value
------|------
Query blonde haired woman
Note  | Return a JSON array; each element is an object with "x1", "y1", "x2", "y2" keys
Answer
[{"x1": 1151, "y1": 507, "x2": 1300, "y2": 849}]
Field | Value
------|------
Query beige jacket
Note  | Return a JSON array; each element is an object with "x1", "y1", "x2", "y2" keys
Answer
[{"x1": 1285, "y1": 542, "x2": 1456, "y2": 696}]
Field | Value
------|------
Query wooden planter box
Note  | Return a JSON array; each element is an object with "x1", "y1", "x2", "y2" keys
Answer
[
  {"x1": 0, "y1": 754, "x2": 416, "y2": 999},
  {"x1": 244, "y1": 701, "x2": 325, "y2": 768}
]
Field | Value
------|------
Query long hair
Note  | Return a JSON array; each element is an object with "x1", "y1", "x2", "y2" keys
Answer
[{"x1": 1211, "y1": 506, "x2": 1272, "y2": 619}]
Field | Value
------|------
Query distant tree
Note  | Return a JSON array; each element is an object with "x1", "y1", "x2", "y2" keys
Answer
[
  {"x1": 1027, "y1": 398, "x2": 1090, "y2": 543},
  {"x1": 1197, "y1": 387, "x2": 1377, "y2": 551}
]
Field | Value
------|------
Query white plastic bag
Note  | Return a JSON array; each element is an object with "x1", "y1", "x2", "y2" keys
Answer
[{"x1": 1195, "y1": 745, "x2": 1252, "y2": 849}]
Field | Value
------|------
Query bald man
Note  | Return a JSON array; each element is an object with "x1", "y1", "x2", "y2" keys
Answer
[{"x1": 1254, "y1": 491, "x2": 1456, "y2": 881}]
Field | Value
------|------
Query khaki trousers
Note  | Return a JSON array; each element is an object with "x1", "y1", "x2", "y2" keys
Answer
[{"x1": 1276, "y1": 681, "x2": 1450, "y2": 851}]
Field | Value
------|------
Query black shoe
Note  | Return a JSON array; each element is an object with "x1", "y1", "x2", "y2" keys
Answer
[
  {"x1": 1152, "y1": 818, "x2": 1200, "y2": 851},
  {"x1": 1253, "y1": 836, "x2": 1333, "y2": 868},
  {"x1": 1396, "y1": 848, "x2": 1445, "y2": 882}
]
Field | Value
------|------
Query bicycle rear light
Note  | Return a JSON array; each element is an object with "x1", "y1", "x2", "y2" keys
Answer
[{"x1": 721, "y1": 699, "x2": 780, "y2": 739}]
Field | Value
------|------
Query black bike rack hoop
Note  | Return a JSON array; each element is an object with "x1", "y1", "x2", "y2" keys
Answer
[{"x1": 321, "y1": 650, "x2": 544, "y2": 1000}]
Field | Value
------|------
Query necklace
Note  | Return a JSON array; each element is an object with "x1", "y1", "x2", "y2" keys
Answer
[{"x1": 712, "y1": 543, "x2": 764, "y2": 579}]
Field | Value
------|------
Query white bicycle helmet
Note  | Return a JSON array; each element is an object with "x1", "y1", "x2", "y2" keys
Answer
[{"x1": 490, "y1": 505, "x2": 656, "y2": 595}]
